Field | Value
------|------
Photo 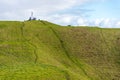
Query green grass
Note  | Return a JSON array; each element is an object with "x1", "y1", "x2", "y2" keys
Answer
[{"x1": 0, "y1": 20, "x2": 120, "y2": 80}]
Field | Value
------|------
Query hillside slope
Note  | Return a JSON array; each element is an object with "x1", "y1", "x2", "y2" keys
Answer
[{"x1": 0, "y1": 21, "x2": 120, "y2": 80}]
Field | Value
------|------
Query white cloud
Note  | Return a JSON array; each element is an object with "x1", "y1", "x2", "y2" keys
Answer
[
  {"x1": 77, "y1": 18, "x2": 88, "y2": 26},
  {"x1": 0, "y1": 0, "x2": 119, "y2": 28},
  {"x1": 91, "y1": 18, "x2": 120, "y2": 28},
  {"x1": 42, "y1": 13, "x2": 120, "y2": 28},
  {"x1": 44, "y1": 14, "x2": 79, "y2": 25},
  {"x1": 94, "y1": 19, "x2": 101, "y2": 25},
  {"x1": 0, "y1": 0, "x2": 98, "y2": 20},
  {"x1": 116, "y1": 21, "x2": 120, "y2": 27}
]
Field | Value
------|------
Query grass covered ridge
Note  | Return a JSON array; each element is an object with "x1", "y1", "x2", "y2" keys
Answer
[{"x1": 0, "y1": 21, "x2": 120, "y2": 80}]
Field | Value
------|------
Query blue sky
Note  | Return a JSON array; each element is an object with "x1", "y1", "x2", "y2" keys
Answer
[
  {"x1": 0, "y1": 0, "x2": 120, "y2": 28},
  {"x1": 87, "y1": 0, "x2": 120, "y2": 18}
]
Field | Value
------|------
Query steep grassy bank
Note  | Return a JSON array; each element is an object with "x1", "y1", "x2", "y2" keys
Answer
[{"x1": 0, "y1": 21, "x2": 120, "y2": 80}]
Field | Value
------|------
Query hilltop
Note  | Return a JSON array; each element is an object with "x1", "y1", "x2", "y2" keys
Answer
[{"x1": 0, "y1": 20, "x2": 120, "y2": 80}]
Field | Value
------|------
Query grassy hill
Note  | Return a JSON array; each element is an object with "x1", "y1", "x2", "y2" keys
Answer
[{"x1": 0, "y1": 20, "x2": 120, "y2": 80}]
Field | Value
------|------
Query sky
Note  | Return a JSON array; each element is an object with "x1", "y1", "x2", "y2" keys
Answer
[{"x1": 0, "y1": 0, "x2": 120, "y2": 28}]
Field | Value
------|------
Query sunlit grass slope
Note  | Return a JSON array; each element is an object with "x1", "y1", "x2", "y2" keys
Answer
[{"x1": 0, "y1": 21, "x2": 120, "y2": 80}]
